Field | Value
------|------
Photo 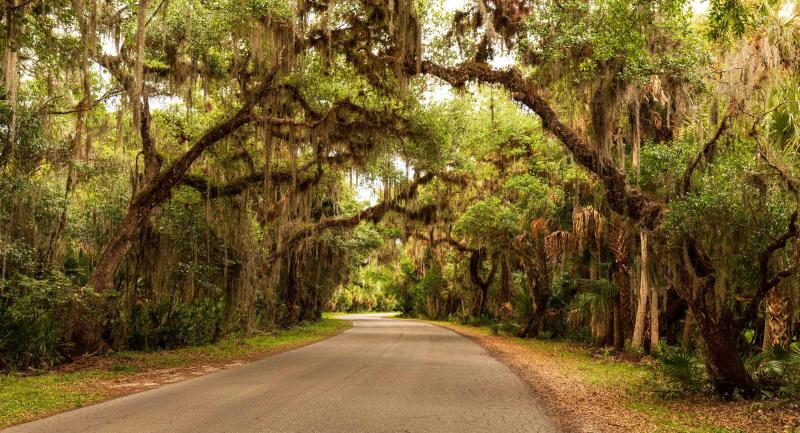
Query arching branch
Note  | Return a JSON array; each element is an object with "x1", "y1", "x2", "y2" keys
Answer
[
  {"x1": 737, "y1": 210, "x2": 799, "y2": 327},
  {"x1": 414, "y1": 60, "x2": 665, "y2": 229},
  {"x1": 180, "y1": 152, "x2": 355, "y2": 198},
  {"x1": 265, "y1": 172, "x2": 467, "y2": 264}
]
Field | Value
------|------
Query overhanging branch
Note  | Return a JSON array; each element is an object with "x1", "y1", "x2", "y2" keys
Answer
[
  {"x1": 415, "y1": 60, "x2": 664, "y2": 229},
  {"x1": 265, "y1": 172, "x2": 466, "y2": 264}
]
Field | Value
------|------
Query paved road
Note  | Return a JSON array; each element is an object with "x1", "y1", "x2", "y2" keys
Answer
[{"x1": 5, "y1": 314, "x2": 556, "y2": 433}]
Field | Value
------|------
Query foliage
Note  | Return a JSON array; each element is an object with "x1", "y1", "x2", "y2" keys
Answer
[
  {"x1": 0, "y1": 273, "x2": 85, "y2": 370},
  {"x1": 745, "y1": 343, "x2": 800, "y2": 397},
  {"x1": 654, "y1": 344, "x2": 708, "y2": 397}
]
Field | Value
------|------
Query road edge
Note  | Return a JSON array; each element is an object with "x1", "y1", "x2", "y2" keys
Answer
[
  {"x1": 1, "y1": 318, "x2": 353, "y2": 430},
  {"x1": 397, "y1": 317, "x2": 582, "y2": 433}
]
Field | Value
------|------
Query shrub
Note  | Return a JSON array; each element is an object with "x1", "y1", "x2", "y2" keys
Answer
[
  {"x1": 746, "y1": 343, "x2": 800, "y2": 398},
  {"x1": 654, "y1": 344, "x2": 707, "y2": 397},
  {"x1": 126, "y1": 298, "x2": 226, "y2": 350},
  {"x1": 0, "y1": 273, "x2": 80, "y2": 370}
]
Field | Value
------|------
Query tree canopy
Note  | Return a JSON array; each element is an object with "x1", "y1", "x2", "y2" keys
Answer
[{"x1": 2, "y1": 0, "x2": 800, "y2": 399}]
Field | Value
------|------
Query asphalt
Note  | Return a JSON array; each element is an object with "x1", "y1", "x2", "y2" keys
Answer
[{"x1": 4, "y1": 314, "x2": 557, "y2": 433}]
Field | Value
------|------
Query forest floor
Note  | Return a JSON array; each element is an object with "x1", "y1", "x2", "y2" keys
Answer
[
  {"x1": 422, "y1": 320, "x2": 800, "y2": 433},
  {"x1": 0, "y1": 318, "x2": 351, "y2": 429}
]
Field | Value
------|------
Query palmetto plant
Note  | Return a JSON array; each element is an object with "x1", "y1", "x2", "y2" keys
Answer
[
  {"x1": 768, "y1": 80, "x2": 800, "y2": 150},
  {"x1": 569, "y1": 278, "x2": 618, "y2": 345},
  {"x1": 657, "y1": 344, "x2": 707, "y2": 395},
  {"x1": 745, "y1": 343, "x2": 800, "y2": 396}
]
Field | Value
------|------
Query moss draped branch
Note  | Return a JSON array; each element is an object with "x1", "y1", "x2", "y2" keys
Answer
[
  {"x1": 735, "y1": 210, "x2": 800, "y2": 327},
  {"x1": 414, "y1": 60, "x2": 664, "y2": 230},
  {"x1": 265, "y1": 172, "x2": 466, "y2": 264},
  {"x1": 180, "y1": 152, "x2": 355, "y2": 198},
  {"x1": 682, "y1": 113, "x2": 731, "y2": 195}
]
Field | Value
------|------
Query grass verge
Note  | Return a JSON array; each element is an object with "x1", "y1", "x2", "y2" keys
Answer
[
  {"x1": 0, "y1": 318, "x2": 351, "y2": 429},
  {"x1": 415, "y1": 320, "x2": 799, "y2": 433}
]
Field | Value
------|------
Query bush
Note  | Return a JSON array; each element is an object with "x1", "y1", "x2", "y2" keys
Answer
[
  {"x1": 126, "y1": 298, "x2": 226, "y2": 350},
  {"x1": 746, "y1": 343, "x2": 800, "y2": 398},
  {"x1": 0, "y1": 273, "x2": 80, "y2": 370},
  {"x1": 334, "y1": 288, "x2": 353, "y2": 312},
  {"x1": 375, "y1": 293, "x2": 398, "y2": 312}
]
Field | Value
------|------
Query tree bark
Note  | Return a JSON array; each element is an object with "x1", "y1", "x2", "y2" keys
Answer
[
  {"x1": 613, "y1": 301, "x2": 624, "y2": 350},
  {"x1": 674, "y1": 243, "x2": 756, "y2": 395},
  {"x1": 764, "y1": 284, "x2": 791, "y2": 348},
  {"x1": 650, "y1": 284, "x2": 660, "y2": 349},
  {"x1": 498, "y1": 253, "x2": 512, "y2": 306},
  {"x1": 594, "y1": 312, "x2": 609, "y2": 347},
  {"x1": 611, "y1": 221, "x2": 632, "y2": 342},
  {"x1": 692, "y1": 305, "x2": 756, "y2": 396},
  {"x1": 518, "y1": 252, "x2": 550, "y2": 338},
  {"x1": 632, "y1": 230, "x2": 650, "y2": 349},
  {"x1": 1, "y1": 0, "x2": 20, "y2": 166},
  {"x1": 469, "y1": 249, "x2": 497, "y2": 316},
  {"x1": 681, "y1": 312, "x2": 693, "y2": 352}
]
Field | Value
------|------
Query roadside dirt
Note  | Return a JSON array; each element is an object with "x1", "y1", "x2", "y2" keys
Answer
[{"x1": 432, "y1": 322, "x2": 800, "y2": 433}]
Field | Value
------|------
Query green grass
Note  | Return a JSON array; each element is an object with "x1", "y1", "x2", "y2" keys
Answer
[
  {"x1": 627, "y1": 401, "x2": 742, "y2": 433},
  {"x1": 0, "y1": 318, "x2": 350, "y2": 428},
  {"x1": 0, "y1": 371, "x2": 114, "y2": 428}
]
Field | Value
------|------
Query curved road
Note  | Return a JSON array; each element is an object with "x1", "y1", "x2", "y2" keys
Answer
[{"x1": 5, "y1": 314, "x2": 556, "y2": 433}]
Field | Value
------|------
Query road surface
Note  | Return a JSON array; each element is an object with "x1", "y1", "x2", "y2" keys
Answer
[{"x1": 5, "y1": 314, "x2": 557, "y2": 433}]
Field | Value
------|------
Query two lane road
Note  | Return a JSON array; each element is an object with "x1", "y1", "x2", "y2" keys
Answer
[{"x1": 5, "y1": 314, "x2": 556, "y2": 433}]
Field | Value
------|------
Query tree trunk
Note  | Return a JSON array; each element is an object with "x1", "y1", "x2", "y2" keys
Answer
[
  {"x1": 469, "y1": 250, "x2": 497, "y2": 316},
  {"x1": 284, "y1": 253, "x2": 301, "y2": 325},
  {"x1": 498, "y1": 253, "x2": 512, "y2": 306},
  {"x1": 594, "y1": 312, "x2": 609, "y2": 347},
  {"x1": 610, "y1": 218, "x2": 632, "y2": 343},
  {"x1": 692, "y1": 306, "x2": 756, "y2": 396},
  {"x1": 764, "y1": 284, "x2": 791, "y2": 348},
  {"x1": 681, "y1": 312, "x2": 693, "y2": 352},
  {"x1": 650, "y1": 284, "x2": 660, "y2": 349},
  {"x1": 519, "y1": 257, "x2": 550, "y2": 338},
  {"x1": 88, "y1": 203, "x2": 150, "y2": 291},
  {"x1": 673, "y1": 245, "x2": 756, "y2": 396},
  {"x1": 632, "y1": 230, "x2": 650, "y2": 349},
  {"x1": 87, "y1": 85, "x2": 266, "y2": 292},
  {"x1": 1, "y1": 0, "x2": 20, "y2": 166},
  {"x1": 613, "y1": 300, "x2": 624, "y2": 350}
]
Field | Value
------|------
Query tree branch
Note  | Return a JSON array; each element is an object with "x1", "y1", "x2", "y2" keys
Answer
[
  {"x1": 415, "y1": 60, "x2": 664, "y2": 229},
  {"x1": 738, "y1": 210, "x2": 798, "y2": 327},
  {"x1": 266, "y1": 172, "x2": 453, "y2": 264},
  {"x1": 682, "y1": 114, "x2": 731, "y2": 195},
  {"x1": 180, "y1": 152, "x2": 355, "y2": 198}
]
